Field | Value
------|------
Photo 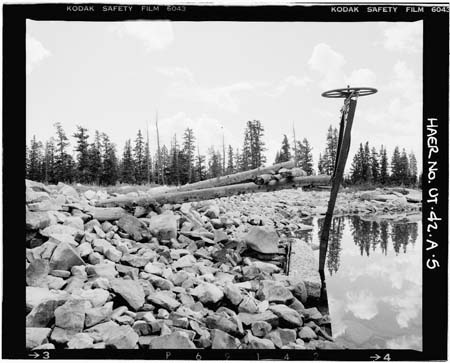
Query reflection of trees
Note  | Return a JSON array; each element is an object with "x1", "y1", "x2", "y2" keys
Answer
[
  {"x1": 349, "y1": 216, "x2": 373, "y2": 257},
  {"x1": 408, "y1": 223, "x2": 418, "y2": 246},
  {"x1": 391, "y1": 223, "x2": 411, "y2": 255},
  {"x1": 380, "y1": 221, "x2": 389, "y2": 255},
  {"x1": 317, "y1": 216, "x2": 345, "y2": 275}
]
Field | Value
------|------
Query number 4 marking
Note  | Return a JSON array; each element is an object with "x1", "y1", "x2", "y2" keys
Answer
[{"x1": 383, "y1": 354, "x2": 391, "y2": 361}]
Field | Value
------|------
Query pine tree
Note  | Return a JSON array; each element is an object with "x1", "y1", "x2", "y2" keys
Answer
[
  {"x1": 28, "y1": 136, "x2": 44, "y2": 181},
  {"x1": 278, "y1": 134, "x2": 291, "y2": 163},
  {"x1": 362, "y1": 142, "x2": 372, "y2": 182},
  {"x1": 182, "y1": 128, "x2": 196, "y2": 183},
  {"x1": 54, "y1": 122, "x2": 71, "y2": 183},
  {"x1": 121, "y1": 139, "x2": 135, "y2": 184},
  {"x1": 399, "y1": 148, "x2": 410, "y2": 185},
  {"x1": 274, "y1": 151, "x2": 281, "y2": 164},
  {"x1": 318, "y1": 153, "x2": 324, "y2": 174},
  {"x1": 321, "y1": 125, "x2": 339, "y2": 175},
  {"x1": 73, "y1": 125, "x2": 90, "y2": 183},
  {"x1": 390, "y1": 146, "x2": 401, "y2": 185},
  {"x1": 242, "y1": 120, "x2": 266, "y2": 170},
  {"x1": 409, "y1": 152, "x2": 418, "y2": 186},
  {"x1": 234, "y1": 148, "x2": 242, "y2": 172},
  {"x1": 370, "y1": 147, "x2": 380, "y2": 183},
  {"x1": 88, "y1": 131, "x2": 102, "y2": 184},
  {"x1": 101, "y1": 133, "x2": 119, "y2": 185},
  {"x1": 42, "y1": 138, "x2": 56, "y2": 183},
  {"x1": 379, "y1": 146, "x2": 389, "y2": 184},
  {"x1": 350, "y1": 143, "x2": 364, "y2": 183},
  {"x1": 226, "y1": 145, "x2": 234, "y2": 174},
  {"x1": 169, "y1": 134, "x2": 181, "y2": 185},
  {"x1": 195, "y1": 146, "x2": 207, "y2": 181},
  {"x1": 133, "y1": 130, "x2": 145, "y2": 184},
  {"x1": 298, "y1": 138, "x2": 314, "y2": 175},
  {"x1": 160, "y1": 145, "x2": 171, "y2": 183},
  {"x1": 208, "y1": 148, "x2": 221, "y2": 178}
]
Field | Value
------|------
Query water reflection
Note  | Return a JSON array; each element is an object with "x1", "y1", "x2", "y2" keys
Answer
[{"x1": 306, "y1": 215, "x2": 422, "y2": 350}]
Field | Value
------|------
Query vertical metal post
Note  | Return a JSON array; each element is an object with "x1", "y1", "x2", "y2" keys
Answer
[{"x1": 319, "y1": 97, "x2": 358, "y2": 277}]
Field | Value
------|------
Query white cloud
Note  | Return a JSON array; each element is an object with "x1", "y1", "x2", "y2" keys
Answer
[
  {"x1": 157, "y1": 112, "x2": 238, "y2": 155},
  {"x1": 26, "y1": 35, "x2": 51, "y2": 75},
  {"x1": 346, "y1": 69, "x2": 377, "y2": 87},
  {"x1": 157, "y1": 66, "x2": 261, "y2": 112},
  {"x1": 382, "y1": 22, "x2": 422, "y2": 53},
  {"x1": 345, "y1": 290, "x2": 379, "y2": 320},
  {"x1": 308, "y1": 43, "x2": 346, "y2": 88},
  {"x1": 265, "y1": 75, "x2": 312, "y2": 97},
  {"x1": 382, "y1": 288, "x2": 421, "y2": 329},
  {"x1": 110, "y1": 21, "x2": 174, "y2": 52}
]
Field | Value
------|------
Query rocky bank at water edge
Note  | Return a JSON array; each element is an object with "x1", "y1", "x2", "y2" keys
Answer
[{"x1": 26, "y1": 180, "x2": 421, "y2": 350}]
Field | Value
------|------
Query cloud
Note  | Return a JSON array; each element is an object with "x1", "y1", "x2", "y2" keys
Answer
[
  {"x1": 265, "y1": 75, "x2": 312, "y2": 97},
  {"x1": 157, "y1": 66, "x2": 260, "y2": 112},
  {"x1": 386, "y1": 335, "x2": 422, "y2": 350},
  {"x1": 382, "y1": 22, "x2": 422, "y2": 53},
  {"x1": 26, "y1": 35, "x2": 51, "y2": 75},
  {"x1": 345, "y1": 290, "x2": 379, "y2": 320},
  {"x1": 346, "y1": 69, "x2": 377, "y2": 87},
  {"x1": 110, "y1": 21, "x2": 174, "y2": 51},
  {"x1": 382, "y1": 288, "x2": 421, "y2": 329},
  {"x1": 308, "y1": 43, "x2": 346, "y2": 88},
  {"x1": 156, "y1": 112, "x2": 239, "y2": 156}
]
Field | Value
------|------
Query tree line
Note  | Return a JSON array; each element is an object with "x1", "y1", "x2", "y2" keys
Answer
[
  {"x1": 26, "y1": 121, "x2": 419, "y2": 187},
  {"x1": 26, "y1": 121, "x2": 268, "y2": 186}
]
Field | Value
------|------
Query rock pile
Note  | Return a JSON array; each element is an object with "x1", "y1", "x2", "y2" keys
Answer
[{"x1": 25, "y1": 180, "x2": 342, "y2": 350}]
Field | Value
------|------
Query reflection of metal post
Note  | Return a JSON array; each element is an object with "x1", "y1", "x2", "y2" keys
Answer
[{"x1": 318, "y1": 86, "x2": 377, "y2": 279}]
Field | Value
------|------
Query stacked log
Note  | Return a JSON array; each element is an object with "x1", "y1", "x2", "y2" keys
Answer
[{"x1": 95, "y1": 161, "x2": 331, "y2": 208}]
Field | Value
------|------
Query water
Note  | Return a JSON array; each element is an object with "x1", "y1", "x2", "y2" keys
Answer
[{"x1": 296, "y1": 215, "x2": 422, "y2": 350}]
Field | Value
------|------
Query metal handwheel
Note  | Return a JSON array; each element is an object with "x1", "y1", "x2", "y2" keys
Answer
[{"x1": 321, "y1": 86, "x2": 378, "y2": 98}]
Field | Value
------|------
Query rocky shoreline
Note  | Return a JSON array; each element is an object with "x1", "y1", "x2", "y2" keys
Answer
[{"x1": 26, "y1": 180, "x2": 421, "y2": 350}]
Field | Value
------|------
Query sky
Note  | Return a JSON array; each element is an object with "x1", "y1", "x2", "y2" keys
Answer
[{"x1": 26, "y1": 20, "x2": 423, "y2": 173}]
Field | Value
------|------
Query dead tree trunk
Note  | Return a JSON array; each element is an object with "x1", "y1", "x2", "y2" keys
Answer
[
  {"x1": 168, "y1": 160, "x2": 296, "y2": 193},
  {"x1": 96, "y1": 175, "x2": 330, "y2": 207}
]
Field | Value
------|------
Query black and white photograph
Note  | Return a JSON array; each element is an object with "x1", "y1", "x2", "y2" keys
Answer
[{"x1": 3, "y1": 1, "x2": 448, "y2": 360}]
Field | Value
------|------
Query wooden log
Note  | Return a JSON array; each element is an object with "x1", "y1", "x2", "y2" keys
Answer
[
  {"x1": 87, "y1": 207, "x2": 127, "y2": 221},
  {"x1": 255, "y1": 174, "x2": 273, "y2": 185},
  {"x1": 167, "y1": 160, "x2": 296, "y2": 193},
  {"x1": 96, "y1": 175, "x2": 330, "y2": 207}
]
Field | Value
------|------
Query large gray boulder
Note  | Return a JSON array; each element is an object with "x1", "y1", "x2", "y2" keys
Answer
[{"x1": 243, "y1": 227, "x2": 279, "y2": 254}]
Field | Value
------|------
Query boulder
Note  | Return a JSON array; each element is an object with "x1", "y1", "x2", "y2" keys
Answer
[
  {"x1": 85, "y1": 302, "x2": 113, "y2": 328},
  {"x1": 26, "y1": 211, "x2": 52, "y2": 230},
  {"x1": 267, "y1": 328, "x2": 297, "y2": 348},
  {"x1": 117, "y1": 214, "x2": 150, "y2": 242},
  {"x1": 251, "y1": 321, "x2": 272, "y2": 337},
  {"x1": 298, "y1": 326, "x2": 317, "y2": 341},
  {"x1": 258, "y1": 280, "x2": 294, "y2": 303},
  {"x1": 247, "y1": 333, "x2": 275, "y2": 349},
  {"x1": 149, "y1": 213, "x2": 178, "y2": 240},
  {"x1": 238, "y1": 311, "x2": 279, "y2": 327},
  {"x1": 26, "y1": 259, "x2": 50, "y2": 287},
  {"x1": 224, "y1": 284, "x2": 243, "y2": 306},
  {"x1": 26, "y1": 328, "x2": 51, "y2": 349},
  {"x1": 269, "y1": 305, "x2": 303, "y2": 328},
  {"x1": 86, "y1": 263, "x2": 117, "y2": 279},
  {"x1": 147, "y1": 292, "x2": 180, "y2": 311},
  {"x1": 211, "y1": 329, "x2": 240, "y2": 349},
  {"x1": 243, "y1": 227, "x2": 279, "y2": 254},
  {"x1": 26, "y1": 299, "x2": 65, "y2": 327},
  {"x1": 149, "y1": 331, "x2": 196, "y2": 349},
  {"x1": 54, "y1": 299, "x2": 90, "y2": 332},
  {"x1": 205, "y1": 314, "x2": 241, "y2": 336},
  {"x1": 67, "y1": 333, "x2": 94, "y2": 349},
  {"x1": 40, "y1": 224, "x2": 79, "y2": 238},
  {"x1": 104, "y1": 325, "x2": 139, "y2": 349},
  {"x1": 110, "y1": 278, "x2": 145, "y2": 311},
  {"x1": 190, "y1": 283, "x2": 224, "y2": 304},
  {"x1": 49, "y1": 242, "x2": 85, "y2": 271},
  {"x1": 71, "y1": 288, "x2": 110, "y2": 308},
  {"x1": 172, "y1": 254, "x2": 196, "y2": 269},
  {"x1": 26, "y1": 286, "x2": 69, "y2": 312}
]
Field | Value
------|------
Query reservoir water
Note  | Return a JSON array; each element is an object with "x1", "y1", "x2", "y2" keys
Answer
[{"x1": 293, "y1": 215, "x2": 422, "y2": 350}]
